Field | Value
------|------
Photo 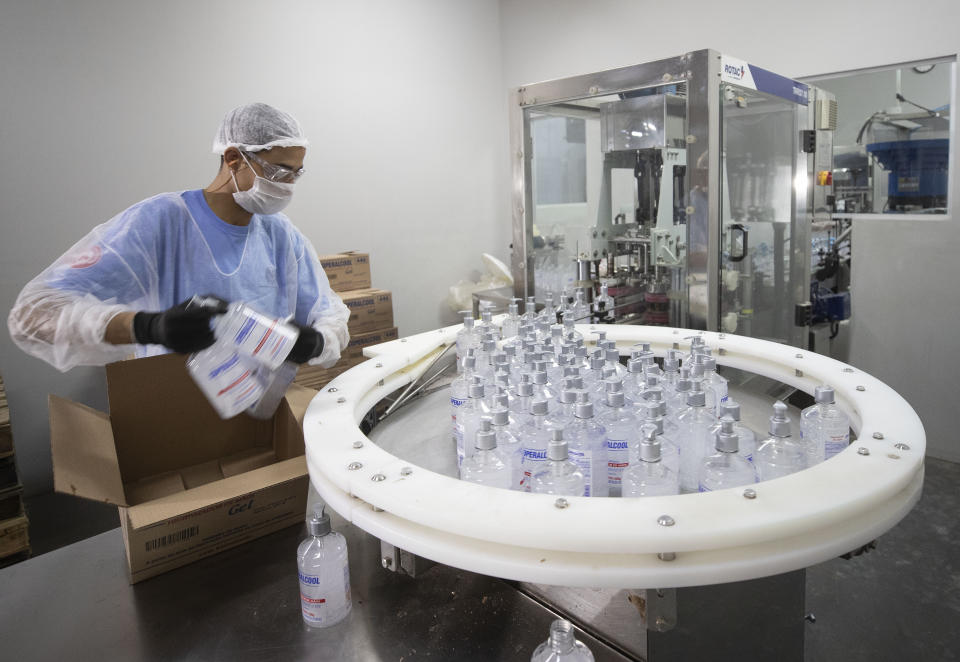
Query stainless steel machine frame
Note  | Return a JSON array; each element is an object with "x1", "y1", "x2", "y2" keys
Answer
[{"x1": 510, "y1": 49, "x2": 836, "y2": 347}]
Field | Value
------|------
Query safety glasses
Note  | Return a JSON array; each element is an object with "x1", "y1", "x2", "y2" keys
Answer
[{"x1": 244, "y1": 151, "x2": 305, "y2": 183}]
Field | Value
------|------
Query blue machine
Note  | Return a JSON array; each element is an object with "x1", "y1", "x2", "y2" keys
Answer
[{"x1": 866, "y1": 138, "x2": 949, "y2": 210}]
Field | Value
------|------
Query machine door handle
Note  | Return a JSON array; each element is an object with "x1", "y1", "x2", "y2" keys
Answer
[{"x1": 729, "y1": 223, "x2": 748, "y2": 263}]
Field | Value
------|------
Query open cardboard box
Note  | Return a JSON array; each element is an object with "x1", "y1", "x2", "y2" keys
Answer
[{"x1": 49, "y1": 353, "x2": 313, "y2": 583}]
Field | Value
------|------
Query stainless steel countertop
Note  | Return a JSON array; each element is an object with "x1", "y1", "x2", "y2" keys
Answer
[{"x1": 0, "y1": 513, "x2": 632, "y2": 661}]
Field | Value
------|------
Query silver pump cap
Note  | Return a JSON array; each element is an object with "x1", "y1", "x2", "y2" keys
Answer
[
  {"x1": 551, "y1": 325, "x2": 563, "y2": 339},
  {"x1": 494, "y1": 352, "x2": 509, "y2": 365},
  {"x1": 491, "y1": 407, "x2": 510, "y2": 426},
  {"x1": 532, "y1": 370, "x2": 549, "y2": 386},
  {"x1": 700, "y1": 356, "x2": 717, "y2": 372},
  {"x1": 306, "y1": 504, "x2": 332, "y2": 537},
  {"x1": 564, "y1": 376, "x2": 584, "y2": 390},
  {"x1": 639, "y1": 425, "x2": 662, "y2": 462},
  {"x1": 606, "y1": 391, "x2": 625, "y2": 408},
  {"x1": 558, "y1": 389, "x2": 578, "y2": 405},
  {"x1": 516, "y1": 377, "x2": 534, "y2": 397},
  {"x1": 601, "y1": 366, "x2": 617, "y2": 380},
  {"x1": 592, "y1": 330, "x2": 607, "y2": 342},
  {"x1": 642, "y1": 403, "x2": 665, "y2": 433},
  {"x1": 628, "y1": 358, "x2": 644, "y2": 374},
  {"x1": 664, "y1": 357, "x2": 679, "y2": 373},
  {"x1": 605, "y1": 348, "x2": 620, "y2": 363},
  {"x1": 463, "y1": 316, "x2": 475, "y2": 328},
  {"x1": 676, "y1": 378, "x2": 692, "y2": 393},
  {"x1": 604, "y1": 378, "x2": 623, "y2": 393},
  {"x1": 462, "y1": 355, "x2": 476, "y2": 370},
  {"x1": 508, "y1": 302, "x2": 519, "y2": 316},
  {"x1": 689, "y1": 362, "x2": 705, "y2": 378},
  {"x1": 769, "y1": 400, "x2": 791, "y2": 436},
  {"x1": 503, "y1": 344, "x2": 516, "y2": 357},
  {"x1": 475, "y1": 418, "x2": 497, "y2": 450},
  {"x1": 481, "y1": 310, "x2": 492, "y2": 323},
  {"x1": 686, "y1": 382, "x2": 706, "y2": 407},
  {"x1": 645, "y1": 374, "x2": 659, "y2": 387},
  {"x1": 468, "y1": 383, "x2": 485, "y2": 399},
  {"x1": 494, "y1": 393, "x2": 509, "y2": 409},
  {"x1": 716, "y1": 416, "x2": 739, "y2": 452},
  {"x1": 574, "y1": 346, "x2": 587, "y2": 358},
  {"x1": 590, "y1": 357, "x2": 605, "y2": 371},
  {"x1": 531, "y1": 398, "x2": 549, "y2": 416},
  {"x1": 547, "y1": 433, "x2": 569, "y2": 461},
  {"x1": 562, "y1": 365, "x2": 578, "y2": 377},
  {"x1": 720, "y1": 400, "x2": 741, "y2": 421},
  {"x1": 574, "y1": 393, "x2": 594, "y2": 419},
  {"x1": 814, "y1": 385, "x2": 836, "y2": 404}
]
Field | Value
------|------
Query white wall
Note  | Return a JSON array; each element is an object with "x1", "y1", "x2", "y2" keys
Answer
[
  {"x1": 499, "y1": 0, "x2": 960, "y2": 461},
  {"x1": 0, "y1": 0, "x2": 509, "y2": 494}
]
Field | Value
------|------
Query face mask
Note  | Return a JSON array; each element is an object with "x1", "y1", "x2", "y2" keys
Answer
[{"x1": 231, "y1": 153, "x2": 295, "y2": 215}]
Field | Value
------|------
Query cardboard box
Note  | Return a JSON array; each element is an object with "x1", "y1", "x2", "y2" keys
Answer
[
  {"x1": 319, "y1": 251, "x2": 371, "y2": 292},
  {"x1": 49, "y1": 354, "x2": 313, "y2": 583},
  {"x1": 340, "y1": 288, "x2": 394, "y2": 334},
  {"x1": 295, "y1": 326, "x2": 399, "y2": 391}
]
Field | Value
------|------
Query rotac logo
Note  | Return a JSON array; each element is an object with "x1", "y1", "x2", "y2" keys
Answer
[
  {"x1": 723, "y1": 63, "x2": 746, "y2": 79},
  {"x1": 229, "y1": 498, "x2": 254, "y2": 516}
]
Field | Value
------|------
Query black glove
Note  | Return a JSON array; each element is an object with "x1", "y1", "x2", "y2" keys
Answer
[
  {"x1": 133, "y1": 295, "x2": 229, "y2": 353},
  {"x1": 287, "y1": 324, "x2": 325, "y2": 364}
]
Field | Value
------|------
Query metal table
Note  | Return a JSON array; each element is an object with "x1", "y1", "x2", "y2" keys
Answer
[{"x1": 0, "y1": 514, "x2": 631, "y2": 662}]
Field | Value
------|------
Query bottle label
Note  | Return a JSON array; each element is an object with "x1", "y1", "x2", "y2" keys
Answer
[
  {"x1": 519, "y1": 447, "x2": 547, "y2": 492},
  {"x1": 220, "y1": 308, "x2": 297, "y2": 370},
  {"x1": 299, "y1": 565, "x2": 351, "y2": 626},
  {"x1": 606, "y1": 437, "x2": 629, "y2": 487},
  {"x1": 567, "y1": 448, "x2": 593, "y2": 496},
  {"x1": 824, "y1": 433, "x2": 849, "y2": 459}
]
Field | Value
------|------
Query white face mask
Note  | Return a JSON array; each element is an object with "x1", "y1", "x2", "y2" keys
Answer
[{"x1": 231, "y1": 153, "x2": 295, "y2": 215}]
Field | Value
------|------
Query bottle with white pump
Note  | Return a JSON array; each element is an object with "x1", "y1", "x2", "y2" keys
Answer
[
  {"x1": 449, "y1": 354, "x2": 477, "y2": 441},
  {"x1": 599, "y1": 390, "x2": 637, "y2": 496},
  {"x1": 696, "y1": 355, "x2": 729, "y2": 417},
  {"x1": 531, "y1": 618, "x2": 595, "y2": 662},
  {"x1": 460, "y1": 418, "x2": 513, "y2": 488},
  {"x1": 624, "y1": 358, "x2": 647, "y2": 407},
  {"x1": 603, "y1": 348, "x2": 627, "y2": 381},
  {"x1": 455, "y1": 315, "x2": 480, "y2": 371},
  {"x1": 530, "y1": 430, "x2": 586, "y2": 497},
  {"x1": 698, "y1": 416, "x2": 757, "y2": 492},
  {"x1": 551, "y1": 389, "x2": 579, "y2": 428},
  {"x1": 563, "y1": 392, "x2": 609, "y2": 497},
  {"x1": 518, "y1": 398, "x2": 561, "y2": 491},
  {"x1": 755, "y1": 401, "x2": 806, "y2": 481},
  {"x1": 710, "y1": 400, "x2": 757, "y2": 463},
  {"x1": 562, "y1": 316, "x2": 584, "y2": 344},
  {"x1": 622, "y1": 425, "x2": 680, "y2": 497},
  {"x1": 675, "y1": 382, "x2": 717, "y2": 493},
  {"x1": 637, "y1": 399, "x2": 681, "y2": 476},
  {"x1": 455, "y1": 382, "x2": 492, "y2": 468},
  {"x1": 501, "y1": 298, "x2": 522, "y2": 340},
  {"x1": 593, "y1": 283, "x2": 615, "y2": 323},
  {"x1": 800, "y1": 385, "x2": 850, "y2": 464},
  {"x1": 665, "y1": 367, "x2": 693, "y2": 419},
  {"x1": 298, "y1": 504, "x2": 351, "y2": 629},
  {"x1": 489, "y1": 407, "x2": 524, "y2": 489}
]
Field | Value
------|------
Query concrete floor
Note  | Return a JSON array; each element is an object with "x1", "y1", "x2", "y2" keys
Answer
[{"x1": 19, "y1": 457, "x2": 960, "y2": 661}]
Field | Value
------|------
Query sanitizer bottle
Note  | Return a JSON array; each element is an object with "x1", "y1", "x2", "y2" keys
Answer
[
  {"x1": 531, "y1": 619, "x2": 595, "y2": 662},
  {"x1": 297, "y1": 505, "x2": 351, "y2": 629}
]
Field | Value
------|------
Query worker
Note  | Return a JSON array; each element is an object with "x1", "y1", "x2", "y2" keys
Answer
[{"x1": 8, "y1": 102, "x2": 349, "y2": 382}]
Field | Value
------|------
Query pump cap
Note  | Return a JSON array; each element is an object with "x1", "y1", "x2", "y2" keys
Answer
[
  {"x1": 664, "y1": 357, "x2": 679, "y2": 373},
  {"x1": 559, "y1": 389, "x2": 578, "y2": 405},
  {"x1": 700, "y1": 356, "x2": 717, "y2": 372},
  {"x1": 463, "y1": 316, "x2": 475, "y2": 327},
  {"x1": 492, "y1": 407, "x2": 510, "y2": 426},
  {"x1": 716, "y1": 416, "x2": 740, "y2": 452},
  {"x1": 462, "y1": 356, "x2": 476, "y2": 370},
  {"x1": 516, "y1": 380, "x2": 534, "y2": 397},
  {"x1": 475, "y1": 418, "x2": 497, "y2": 450},
  {"x1": 574, "y1": 394, "x2": 594, "y2": 419},
  {"x1": 606, "y1": 391, "x2": 625, "y2": 408},
  {"x1": 547, "y1": 436, "x2": 569, "y2": 461},
  {"x1": 531, "y1": 398, "x2": 549, "y2": 416},
  {"x1": 720, "y1": 400, "x2": 741, "y2": 421},
  {"x1": 645, "y1": 374, "x2": 660, "y2": 387},
  {"x1": 468, "y1": 383, "x2": 486, "y2": 399},
  {"x1": 306, "y1": 503, "x2": 332, "y2": 537},
  {"x1": 605, "y1": 349, "x2": 620, "y2": 364},
  {"x1": 769, "y1": 400, "x2": 792, "y2": 437},
  {"x1": 628, "y1": 358, "x2": 644, "y2": 374},
  {"x1": 686, "y1": 385, "x2": 706, "y2": 407},
  {"x1": 639, "y1": 425, "x2": 662, "y2": 462},
  {"x1": 590, "y1": 357, "x2": 605, "y2": 371},
  {"x1": 564, "y1": 376, "x2": 584, "y2": 390},
  {"x1": 814, "y1": 385, "x2": 836, "y2": 404},
  {"x1": 494, "y1": 393, "x2": 510, "y2": 409},
  {"x1": 642, "y1": 403, "x2": 665, "y2": 433}
]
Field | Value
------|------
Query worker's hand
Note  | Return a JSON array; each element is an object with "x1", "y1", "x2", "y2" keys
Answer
[
  {"x1": 287, "y1": 323, "x2": 325, "y2": 364},
  {"x1": 132, "y1": 295, "x2": 229, "y2": 353}
]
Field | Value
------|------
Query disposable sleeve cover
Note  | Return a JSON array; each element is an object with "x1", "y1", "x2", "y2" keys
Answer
[{"x1": 295, "y1": 235, "x2": 350, "y2": 369}]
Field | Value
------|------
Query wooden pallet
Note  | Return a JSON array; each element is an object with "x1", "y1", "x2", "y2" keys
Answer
[{"x1": 0, "y1": 513, "x2": 30, "y2": 561}]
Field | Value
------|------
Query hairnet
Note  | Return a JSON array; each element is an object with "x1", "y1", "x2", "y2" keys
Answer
[{"x1": 212, "y1": 102, "x2": 309, "y2": 154}]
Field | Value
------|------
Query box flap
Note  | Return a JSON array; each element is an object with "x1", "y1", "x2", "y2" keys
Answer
[
  {"x1": 126, "y1": 456, "x2": 306, "y2": 529},
  {"x1": 105, "y1": 354, "x2": 271, "y2": 484},
  {"x1": 284, "y1": 383, "x2": 315, "y2": 426},
  {"x1": 49, "y1": 394, "x2": 128, "y2": 506}
]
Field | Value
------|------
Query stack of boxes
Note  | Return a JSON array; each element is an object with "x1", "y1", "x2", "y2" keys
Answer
[
  {"x1": 0, "y1": 372, "x2": 30, "y2": 567},
  {"x1": 295, "y1": 251, "x2": 398, "y2": 391}
]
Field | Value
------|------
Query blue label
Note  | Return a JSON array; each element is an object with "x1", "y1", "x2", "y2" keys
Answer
[
  {"x1": 298, "y1": 572, "x2": 320, "y2": 585},
  {"x1": 749, "y1": 64, "x2": 809, "y2": 106}
]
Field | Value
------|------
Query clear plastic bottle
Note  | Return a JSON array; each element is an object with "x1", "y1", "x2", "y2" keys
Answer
[
  {"x1": 550, "y1": 389, "x2": 579, "y2": 428},
  {"x1": 602, "y1": 348, "x2": 627, "y2": 381},
  {"x1": 531, "y1": 430, "x2": 586, "y2": 497},
  {"x1": 519, "y1": 398, "x2": 561, "y2": 492},
  {"x1": 570, "y1": 290, "x2": 591, "y2": 323},
  {"x1": 521, "y1": 296, "x2": 538, "y2": 326},
  {"x1": 490, "y1": 407, "x2": 524, "y2": 489},
  {"x1": 660, "y1": 353, "x2": 680, "y2": 397},
  {"x1": 562, "y1": 316, "x2": 584, "y2": 345},
  {"x1": 531, "y1": 619, "x2": 595, "y2": 662},
  {"x1": 460, "y1": 418, "x2": 513, "y2": 488},
  {"x1": 622, "y1": 426, "x2": 680, "y2": 497},
  {"x1": 696, "y1": 355, "x2": 729, "y2": 418},
  {"x1": 455, "y1": 315, "x2": 480, "y2": 372},
  {"x1": 699, "y1": 417, "x2": 757, "y2": 492},
  {"x1": 665, "y1": 367, "x2": 693, "y2": 420},
  {"x1": 675, "y1": 383, "x2": 717, "y2": 493},
  {"x1": 537, "y1": 294, "x2": 556, "y2": 327},
  {"x1": 298, "y1": 504, "x2": 351, "y2": 629},
  {"x1": 755, "y1": 401, "x2": 806, "y2": 482},
  {"x1": 450, "y1": 353, "x2": 477, "y2": 427},
  {"x1": 509, "y1": 375, "x2": 535, "y2": 427},
  {"x1": 530, "y1": 370, "x2": 558, "y2": 412},
  {"x1": 800, "y1": 385, "x2": 850, "y2": 464},
  {"x1": 599, "y1": 390, "x2": 637, "y2": 497},
  {"x1": 211, "y1": 302, "x2": 300, "y2": 370},
  {"x1": 623, "y1": 358, "x2": 647, "y2": 407},
  {"x1": 709, "y1": 400, "x2": 757, "y2": 463},
  {"x1": 455, "y1": 382, "x2": 491, "y2": 469},
  {"x1": 637, "y1": 400, "x2": 681, "y2": 477},
  {"x1": 564, "y1": 393, "x2": 609, "y2": 497}
]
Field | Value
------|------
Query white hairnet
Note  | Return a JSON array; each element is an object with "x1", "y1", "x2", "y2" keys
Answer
[{"x1": 212, "y1": 102, "x2": 309, "y2": 154}]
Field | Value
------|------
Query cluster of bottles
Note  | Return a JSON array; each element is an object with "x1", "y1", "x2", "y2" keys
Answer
[
  {"x1": 187, "y1": 299, "x2": 300, "y2": 419},
  {"x1": 451, "y1": 301, "x2": 851, "y2": 497}
]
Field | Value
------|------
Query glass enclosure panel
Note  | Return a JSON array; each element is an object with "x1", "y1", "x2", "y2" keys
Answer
[
  {"x1": 719, "y1": 83, "x2": 800, "y2": 343},
  {"x1": 806, "y1": 59, "x2": 953, "y2": 215},
  {"x1": 524, "y1": 86, "x2": 689, "y2": 326}
]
